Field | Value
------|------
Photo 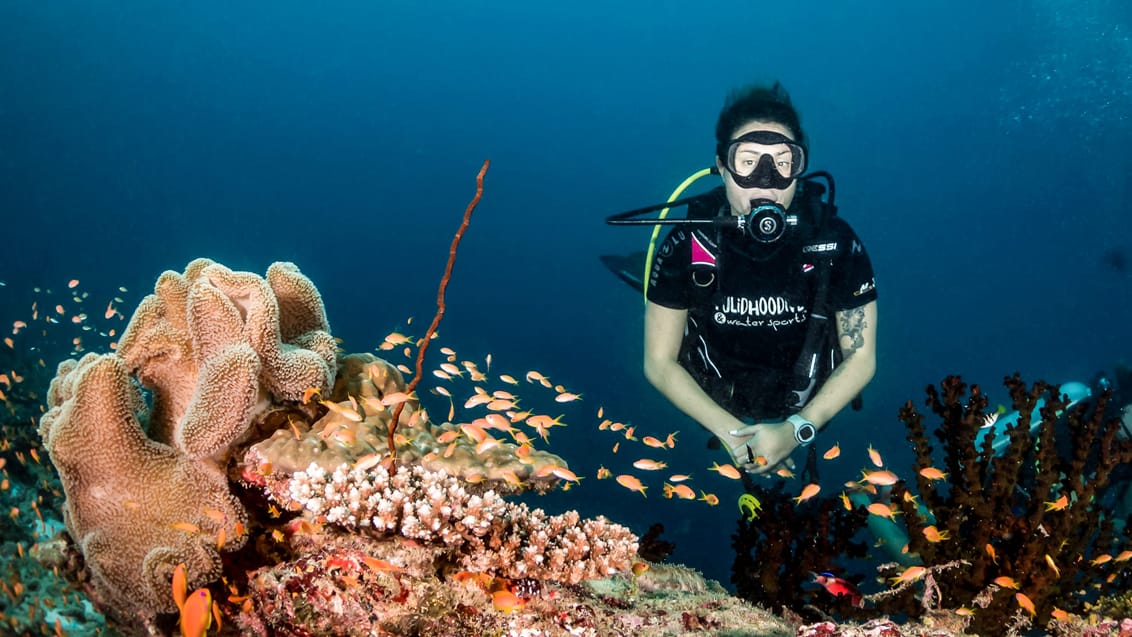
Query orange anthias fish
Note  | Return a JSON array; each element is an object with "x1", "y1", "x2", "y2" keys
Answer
[
  {"x1": 918, "y1": 466, "x2": 947, "y2": 481},
  {"x1": 860, "y1": 469, "x2": 898, "y2": 486},
  {"x1": 993, "y1": 576, "x2": 1020, "y2": 590},
  {"x1": 985, "y1": 543, "x2": 998, "y2": 564},
  {"x1": 180, "y1": 588, "x2": 213, "y2": 637},
  {"x1": 465, "y1": 392, "x2": 493, "y2": 409},
  {"x1": 1015, "y1": 592, "x2": 1036, "y2": 616},
  {"x1": 633, "y1": 459, "x2": 667, "y2": 471},
  {"x1": 698, "y1": 491, "x2": 719, "y2": 506},
  {"x1": 822, "y1": 442, "x2": 841, "y2": 460},
  {"x1": 663, "y1": 483, "x2": 696, "y2": 500},
  {"x1": 866, "y1": 503, "x2": 900, "y2": 520},
  {"x1": 1045, "y1": 494, "x2": 1069, "y2": 511},
  {"x1": 171, "y1": 522, "x2": 201, "y2": 534},
  {"x1": 708, "y1": 462, "x2": 742, "y2": 480},
  {"x1": 361, "y1": 556, "x2": 404, "y2": 573},
  {"x1": 380, "y1": 392, "x2": 415, "y2": 407},
  {"x1": 867, "y1": 444, "x2": 884, "y2": 468},
  {"x1": 381, "y1": 331, "x2": 416, "y2": 347},
  {"x1": 616, "y1": 474, "x2": 647, "y2": 497},
  {"x1": 1090, "y1": 553, "x2": 1113, "y2": 566},
  {"x1": 172, "y1": 563, "x2": 188, "y2": 610},
  {"x1": 889, "y1": 565, "x2": 927, "y2": 586},
  {"x1": 551, "y1": 466, "x2": 581, "y2": 483},
  {"x1": 1045, "y1": 554, "x2": 1060, "y2": 577},
  {"x1": 921, "y1": 525, "x2": 950, "y2": 542},
  {"x1": 301, "y1": 387, "x2": 322, "y2": 405},
  {"x1": 320, "y1": 399, "x2": 363, "y2": 423},
  {"x1": 525, "y1": 370, "x2": 551, "y2": 386},
  {"x1": 525, "y1": 414, "x2": 566, "y2": 430},
  {"x1": 794, "y1": 483, "x2": 821, "y2": 504}
]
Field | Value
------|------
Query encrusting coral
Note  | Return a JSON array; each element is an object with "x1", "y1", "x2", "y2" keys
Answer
[{"x1": 245, "y1": 353, "x2": 573, "y2": 489}]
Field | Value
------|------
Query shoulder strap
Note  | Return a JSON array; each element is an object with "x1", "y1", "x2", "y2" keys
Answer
[{"x1": 787, "y1": 253, "x2": 836, "y2": 410}]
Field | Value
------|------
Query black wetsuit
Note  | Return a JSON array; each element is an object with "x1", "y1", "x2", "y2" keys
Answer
[{"x1": 647, "y1": 188, "x2": 878, "y2": 421}]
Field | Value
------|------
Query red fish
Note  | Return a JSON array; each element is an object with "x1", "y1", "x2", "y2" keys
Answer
[{"x1": 812, "y1": 572, "x2": 864, "y2": 608}]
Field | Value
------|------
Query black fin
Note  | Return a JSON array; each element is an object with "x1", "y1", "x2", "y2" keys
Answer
[{"x1": 600, "y1": 251, "x2": 648, "y2": 293}]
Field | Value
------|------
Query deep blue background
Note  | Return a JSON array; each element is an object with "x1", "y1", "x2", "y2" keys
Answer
[{"x1": 2, "y1": 1, "x2": 1129, "y2": 588}]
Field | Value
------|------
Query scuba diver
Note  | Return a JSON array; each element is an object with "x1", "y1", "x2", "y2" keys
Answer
[{"x1": 606, "y1": 83, "x2": 878, "y2": 475}]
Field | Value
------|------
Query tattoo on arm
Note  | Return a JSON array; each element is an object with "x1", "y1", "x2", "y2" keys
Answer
[{"x1": 839, "y1": 307, "x2": 867, "y2": 352}]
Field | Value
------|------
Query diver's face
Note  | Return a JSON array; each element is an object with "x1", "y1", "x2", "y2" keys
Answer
[{"x1": 717, "y1": 120, "x2": 798, "y2": 216}]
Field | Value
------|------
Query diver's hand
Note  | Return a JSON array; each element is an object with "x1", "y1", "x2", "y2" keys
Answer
[
  {"x1": 723, "y1": 434, "x2": 755, "y2": 470},
  {"x1": 730, "y1": 421, "x2": 797, "y2": 475}
]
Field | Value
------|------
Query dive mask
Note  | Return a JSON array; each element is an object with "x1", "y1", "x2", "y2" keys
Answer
[{"x1": 720, "y1": 130, "x2": 807, "y2": 190}]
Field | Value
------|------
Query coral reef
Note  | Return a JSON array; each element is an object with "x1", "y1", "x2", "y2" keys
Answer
[
  {"x1": 731, "y1": 480, "x2": 870, "y2": 619},
  {"x1": 24, "y1": 167, "x2": 651, "y2": 634},
  {"x1": 30, "y1": 255, "x2": 643, "y2": 632},
  {"x1": 881, "y1": 375, "x2": 1132, "y2": 633},
  {"x1": 728, "y1": 374, "x2": 1132, "y2": 634},
  {"x1": 231, "y1": 525, "x2": 793, "y2": 637}
]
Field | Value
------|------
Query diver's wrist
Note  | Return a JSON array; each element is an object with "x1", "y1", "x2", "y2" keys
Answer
[{"x1": 786, "y1": 414, "x2": 816, "y2": 447}]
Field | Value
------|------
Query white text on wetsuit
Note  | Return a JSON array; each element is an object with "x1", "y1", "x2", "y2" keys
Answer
[{"x1": 715, "y1": 295, "x2": 808, "y2": 330}]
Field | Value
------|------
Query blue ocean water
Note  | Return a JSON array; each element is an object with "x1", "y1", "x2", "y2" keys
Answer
[{"x1": 1, "y1": 0, "x2": 1129, "y2": 590}]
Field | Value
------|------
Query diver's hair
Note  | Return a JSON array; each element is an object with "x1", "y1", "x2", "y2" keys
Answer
[{"x1": 715, "y1": 82, "x2": 806, "y2": 158}]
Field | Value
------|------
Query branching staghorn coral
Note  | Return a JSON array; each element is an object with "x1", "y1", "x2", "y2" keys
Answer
[{"x1": 274, "y1": 461, "x2": 637, "y2": 584}]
